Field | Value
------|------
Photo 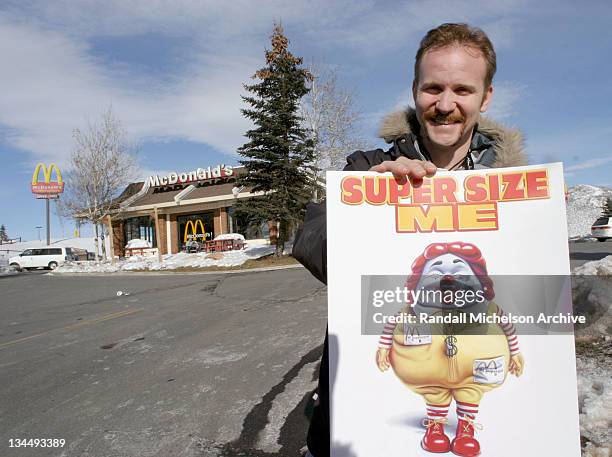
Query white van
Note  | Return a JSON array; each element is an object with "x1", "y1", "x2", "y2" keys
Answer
[{"x1": 9, "y1": 247, "x2": 75, "y2": 271}]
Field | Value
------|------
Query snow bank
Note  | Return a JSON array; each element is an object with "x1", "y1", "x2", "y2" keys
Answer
[
  {"x1": 576, "y1": 352, "x2": 612, "y2": 456},
  {"x1": 574, "y1": 256, "x2": 612, "y2": 276},
  {"x1": 572, "y1": 255, "x2": 612, "y2": 455},
  {"x1": 214, "y1": 233, "x2": 245, "y2": 241},
  {"x1": 567, "y1": 185, "x2": 612, "y2": 238},
  {"x1": 55, "y1": 244, "x2": 284, "y2": 273},
  {"x1": 125, "y1": 238, "x2": 152, "y2": 249},
  {"x1": 0, "y1": 266, "x2": 18, "y2": 277},
  {"x1": 572, "y1": 257, "x2": 612, "y2": 348}
]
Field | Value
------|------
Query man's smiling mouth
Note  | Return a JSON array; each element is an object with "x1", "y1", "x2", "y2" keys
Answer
[{"x1": 430, "y1": 119, "x2": 462, "y2": 126}]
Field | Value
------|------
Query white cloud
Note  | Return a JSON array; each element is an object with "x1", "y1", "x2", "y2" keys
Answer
[
  {"x1": 566, "y1": 156, "x2": 612, "y2": 173},
  {"x1": 363, "y1": 89, "x2": 413, "y2": 136},
  {"x1": 0, "y1": 0, "x2": 530, "y2": 167},
  {"x1": 302, "y1": 0, "x2": 526, "y2": 53},
  {"x1": 486, "y1": 81, "x2": 525, "y2": 120},
  {"x1": 3, "y1": 0, "x2": 340, "y2": 40},
  {"x1": 526, "y1": 122, "x2": 612, "y2": 165},
  {"x1": 0, "y1": 13, "x2": 257, "y2": 166}
]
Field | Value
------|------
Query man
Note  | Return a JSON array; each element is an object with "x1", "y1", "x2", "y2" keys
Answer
[{"x1": 293, "y1": 23, "x2": 527, "y2": 457}]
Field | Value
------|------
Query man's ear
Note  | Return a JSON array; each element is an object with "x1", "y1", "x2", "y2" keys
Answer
[{"x1": 480, "y1": 84, "x2": 493, "y2": 113}]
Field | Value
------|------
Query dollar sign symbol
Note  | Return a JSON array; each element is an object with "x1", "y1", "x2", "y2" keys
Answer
[{"x1": 445, "y1": 335, "x2": 458, "y2": 357}]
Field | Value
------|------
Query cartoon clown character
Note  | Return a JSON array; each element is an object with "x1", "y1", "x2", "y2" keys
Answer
[{"x1": 376, "y1": 242, "x2": 525, "y2": 457}]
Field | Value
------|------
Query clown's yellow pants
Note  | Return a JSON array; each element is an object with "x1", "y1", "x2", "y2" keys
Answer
[{"x1": 390, "y1": 333, "x2": 510, "y2": 405}]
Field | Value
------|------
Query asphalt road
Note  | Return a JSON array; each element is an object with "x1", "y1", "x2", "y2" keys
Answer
[
  {"x1": 569, "y1": 238, "x2": 612, "y2": 269},
  {"x1": 0, "y1": 268, "x2": 327, "y2": 457}
]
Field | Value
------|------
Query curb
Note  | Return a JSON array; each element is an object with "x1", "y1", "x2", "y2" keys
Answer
[{"x1": 48, "y1": 263, "x2": 305, "y2": 277}]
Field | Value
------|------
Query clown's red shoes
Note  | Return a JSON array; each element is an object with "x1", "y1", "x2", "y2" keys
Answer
[
  {"x1": 451, "y1": 418, "x2": 481, "y2": 457},
  {"x1": 421, "y1": 419, "x2": 451, "y2": 453}
]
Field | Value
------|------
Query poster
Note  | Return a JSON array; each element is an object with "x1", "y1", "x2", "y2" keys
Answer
[{"x1": 326, "y1": 163, "x2": 581, "y2": 457}]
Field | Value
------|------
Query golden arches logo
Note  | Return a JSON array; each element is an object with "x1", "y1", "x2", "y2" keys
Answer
[
  {"x1": 184, "y1": 219, "x2": 206, "y2": 243},
  {"x1": 31, "y1": 163, "x2": 64, "y2": 196},
  {"x1": 32, "y1": 163, "x2": 63, "y2": 184}
]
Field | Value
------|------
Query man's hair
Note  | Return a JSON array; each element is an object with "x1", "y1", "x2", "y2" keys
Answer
[{"x1": 414, "y1": 23, "x2": 496, "y2": 88}]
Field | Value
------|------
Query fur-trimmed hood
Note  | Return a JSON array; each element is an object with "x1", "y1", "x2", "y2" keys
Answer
[{"x1": 377, "y1": 108, "x2": 527, "y2": 168}]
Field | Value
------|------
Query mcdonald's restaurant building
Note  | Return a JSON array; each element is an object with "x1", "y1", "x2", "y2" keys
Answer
[{"x1": 107, "y1": 164, "x2": 272, "y2": 258}]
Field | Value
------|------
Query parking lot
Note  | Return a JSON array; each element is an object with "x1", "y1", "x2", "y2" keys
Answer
[{"x1": 0, "y1": 268, "x2": 326, "y2": 457}]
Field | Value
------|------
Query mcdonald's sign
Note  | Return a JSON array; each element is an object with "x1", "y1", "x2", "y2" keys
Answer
[
  {"x1": 31, "y1": 163, "x2": 64, "y2": 197},
  {"x1": 183, "y1": 219, "x2": 207, "y2": 243}
]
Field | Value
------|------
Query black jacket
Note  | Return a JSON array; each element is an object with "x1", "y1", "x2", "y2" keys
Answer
[{"x1": 292, "y1": 108, "x2": 527, "y2": 457}]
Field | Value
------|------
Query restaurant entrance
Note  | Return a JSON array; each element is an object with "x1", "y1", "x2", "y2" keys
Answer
[{"x1": 177, "y1": 212, "x2": 214, "y2": 252}]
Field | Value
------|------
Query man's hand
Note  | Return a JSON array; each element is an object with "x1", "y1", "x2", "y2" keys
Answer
[
  {"x1": 376, "y1": 347, "x2": 391, "y2": 372},
  {"x1": 509, "y1": 353, "x2": 525, "y2": 377},
  {"x1": 369, "y1": 158, "x2": 437, "y2": 187}
]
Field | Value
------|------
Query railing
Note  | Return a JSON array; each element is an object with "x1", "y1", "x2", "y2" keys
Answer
[
  {"x1": 203, "y1": 239, "x2": 245, "y2": 253},
  {"x1": 125, "y1": 247, "x2": 159, "y2": 258}
]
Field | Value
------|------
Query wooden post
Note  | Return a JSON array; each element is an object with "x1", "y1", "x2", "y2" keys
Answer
[
  {"x1": 153, "y1": 206, "x2": 162, "y2": 263},
  {"x1": 106, "y1": 214, "x2": 115, "y2": 264}
]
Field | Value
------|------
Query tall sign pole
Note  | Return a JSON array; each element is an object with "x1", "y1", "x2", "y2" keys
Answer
[
  {"x1": 46, "y1": 199, "x2": 50, "y2": 245},
  {"x1": 31, "y1": 163, "x2": 64, "y2": 245}
]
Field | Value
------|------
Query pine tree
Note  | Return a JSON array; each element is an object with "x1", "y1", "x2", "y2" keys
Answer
[
  {"x1": 602, "y1": 197, "x2": 612, "y2": 217},
  {"x1": 235, "y1": 24, "x2": 320, "y2": 256},
  {"x1": 0, "y1": 224, "x2": 7, "y2": 242}
]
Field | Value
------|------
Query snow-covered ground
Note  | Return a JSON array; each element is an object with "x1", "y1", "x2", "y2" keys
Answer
[
  {"x1": 572, "y1": 255, "x2": 612, "y2": 456},
  {"x1": 0, "y1": 265, "x2": 19, "y2": 277},
  {"x1": 567, "y1": 184, "x2": 612, "y2": 239},
  {"x1": 54, "y1": 243, "x2": 289, "y2": 273},
  {"x1": 574, "y1": 255, "x2": 612, "y2": 276},
  {"x1": 577, "y1": 350, "x2": 612, "y2": 457}
]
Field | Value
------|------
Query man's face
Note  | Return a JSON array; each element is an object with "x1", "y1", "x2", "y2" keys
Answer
[{"x1": 413, "y1": 45, "x2": 493, "y2": 150}]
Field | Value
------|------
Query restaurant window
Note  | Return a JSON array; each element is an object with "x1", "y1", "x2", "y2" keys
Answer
[
  {"x1": 123, "y1": 216, "x2": 156, "y2": 247},
  {"x1": 177, "y1": 213, "x2": 214, "y2": 250},
  {"x1": 227, "y1": 207, "x2": 270, "y2": 240}
]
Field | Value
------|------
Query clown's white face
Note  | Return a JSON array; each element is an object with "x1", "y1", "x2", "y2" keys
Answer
[
  {"x1": 414, "y1": 253, "x2": 486, "y2": 312},
  {"x1": 421, "y1": 253, "x2": 475, "y2": 277}
]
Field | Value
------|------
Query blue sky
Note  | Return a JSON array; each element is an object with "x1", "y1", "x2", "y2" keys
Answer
[{"x1": 1, "y1": 0, "x2": 611, "y2": 241}]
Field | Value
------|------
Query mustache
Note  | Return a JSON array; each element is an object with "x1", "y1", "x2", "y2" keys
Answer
[{"x1": 424, "y1": 110, "x2": 465, "y2": 124}]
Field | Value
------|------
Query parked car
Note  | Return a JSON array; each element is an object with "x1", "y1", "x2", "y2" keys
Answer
[
  {"x1": 9, "y1": 247, "x2": 75, "y2": 271},
  {"x1": 591, "y1": 216, "x2": 612, "y2": 241}
]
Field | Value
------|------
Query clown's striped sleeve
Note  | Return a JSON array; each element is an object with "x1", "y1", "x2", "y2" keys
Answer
[
  {"x1": 378, "y1": 317, "x2": 398, "y2": 349},
  {"x1": 496, "y1": 305, "x2": 520, "y2": 355}
]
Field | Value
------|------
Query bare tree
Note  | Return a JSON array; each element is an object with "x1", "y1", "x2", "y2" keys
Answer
[
  {"x1": 60, "y1": 108, "x2": 137, "y2": 260},
  {"x1": 301, "y1": 63, "x2": 372, "y2": 178}
]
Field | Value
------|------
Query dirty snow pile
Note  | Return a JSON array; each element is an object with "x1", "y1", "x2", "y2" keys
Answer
[
  {"x1": 574, "y1": 256, "x2": 612, "y2": 276},
  {"x1": 572, "y1": 258, "x2": 612, "y2": 456},
  {"x1": 573, "y1": 257, "x2": 612, "y2": 341},
  {"x1": 572, "y1": 256, "x2": 612, "y2": 341},
  {"x1": 576, "y1": 347, "x2": 612, "y2": 457},
  {"x1": 0, "y1": 266, "x2": 18, "y2": 276},
  {"x1": 54, "y1": 244, "x2": 289, "y2": 273},
  {"x1": 567, "y1": 185, "x2": 612, "y2": 239}
]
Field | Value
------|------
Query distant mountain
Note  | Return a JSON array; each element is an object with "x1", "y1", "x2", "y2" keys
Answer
[{"x1": 567, "y1": 185, "x2": 612, "y2": 238}]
